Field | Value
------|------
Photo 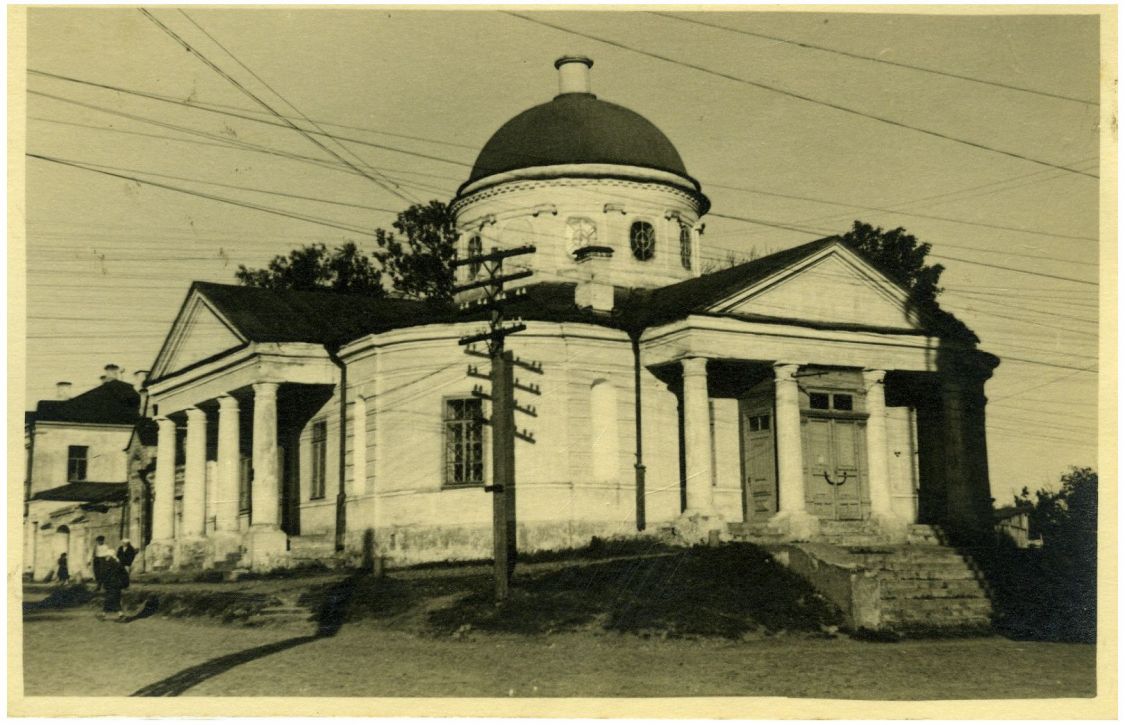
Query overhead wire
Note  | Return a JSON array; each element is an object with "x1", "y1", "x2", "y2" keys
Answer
[
  {"x1": 138, "y1": 8, "x2": 415, "y2": 203},
  {"x1": 504, "y1": 12, "x2": 1099, "y2": 179},
  {"x1": 650, "y1": 12, "x2": 1098, "y2": 106}
]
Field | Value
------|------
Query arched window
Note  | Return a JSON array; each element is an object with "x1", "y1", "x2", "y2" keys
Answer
[
  {"x1": 630, "y1": 221, "x2": 655, "y2": 261},
  {"x1": 679, "y1": 223, "x2": 693, "y2": 270},
  {"x1": 590, "y1": 380, "x2": 619, "y2": 481},
  {"x1": 467, "y1": 235, "x2": 483, "y2": 277}
]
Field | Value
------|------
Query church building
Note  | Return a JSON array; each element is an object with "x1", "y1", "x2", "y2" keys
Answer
[{"x1": 140, "y1": 57, "x2": 997, "y2": 572}]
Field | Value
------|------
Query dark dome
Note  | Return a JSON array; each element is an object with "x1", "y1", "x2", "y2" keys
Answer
[{"x1": 463, "y1": 93, "x2": 695, "y2": 189}]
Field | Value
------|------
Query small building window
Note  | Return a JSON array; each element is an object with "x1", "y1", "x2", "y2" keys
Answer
[
  {"x1": 833, "y1": 394, "x2": 854, "y2": 411},
  {"x1": 445, "y1": 398, "x2": 484, "y2": 486},
  {"x1": 310, "y1": 420, "x2": 327, "y2": 500},
  {"x1": 630, "y1": 221, "x2": 656, "y2": 261},
  {"x1": 809, "y1": 392, "x2": 830, "y2": 410},
  {"x1": 67, "y1": 445, "x2": 88, "y2": 481},
  {"x1": 679, "y1": 223, "x2": 692, "y2": 270},
  {"x1": 467, "y1": 235, "x2": 483, "y2": 277}
]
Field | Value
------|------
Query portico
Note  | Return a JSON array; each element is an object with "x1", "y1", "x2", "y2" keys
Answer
[{"x1": 145, "y1": 304, "x2": 343, "y2": 570}]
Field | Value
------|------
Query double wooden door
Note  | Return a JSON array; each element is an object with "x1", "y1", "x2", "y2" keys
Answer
[{"x1": 804, "y1": 416, "x2": 868, "y2": 520}]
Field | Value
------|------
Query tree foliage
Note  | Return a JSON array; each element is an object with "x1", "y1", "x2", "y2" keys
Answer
[
  {"x1": 236, "y1": 200, "x2": 458, "y2": 303},
  {"x1": 991, "y1": 467, "x2": 1099, "y2": 643},
  {"x1": 372, "y1": 200, "x2": 458, "y2": 304},
  {"x1": 235, "y1": 241, "x2": 384, "y2": 295},
  {"x1": 840, "y1": 220, "x2": 945, "y2": 304}
]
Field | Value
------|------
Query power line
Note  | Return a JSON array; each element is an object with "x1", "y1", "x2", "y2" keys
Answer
[
  {"x1": 505, "y1": 13, "x2": 1099, "y2": 180},
  {"x1": 32, "y1": 67, "x2": 1098, "y2": 246},
  {"x1": 28, "y1": 153, "x2": 374, "y2": 236},
  {"x1": 927, "y1": 252, "x2": 1097, "y2": 286},
  {"x1": 706, "y1": 180, "x2": 1098, "y2": 243},
  {"x1": 651, "y1": 12, "x2": 1098, "y2": 107},
  {"x1": 138, "y1": 8, "x2": 414, "y2": 203},
  {"x1": 176, "y1": 9, "x2": 417, "y2": 207}
]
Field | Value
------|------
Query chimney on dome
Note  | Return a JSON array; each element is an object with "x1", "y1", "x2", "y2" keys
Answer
[
  {"x1": 555, "y1": 55, "x2": 593, "y2": 96},
  {"x1": 56, "y1": 381, "x2": 72, "y2": 400},
  {"x1": 103, "y1": 364, "x2": 121, "y2": 383}
]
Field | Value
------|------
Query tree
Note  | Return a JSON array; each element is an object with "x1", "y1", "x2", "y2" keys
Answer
[
  {"x1": 373, "y1": 200, "x2": 458, "y2": 304},
  {"x1": 235, "y1": 241, "x2": 384, "y2": 295},
  {"x1": 840, "y1": 221, "x2": 945, "y2": 305},
  {"x1": 236, "y1": 200, "x2": 458, "y2": 303}
]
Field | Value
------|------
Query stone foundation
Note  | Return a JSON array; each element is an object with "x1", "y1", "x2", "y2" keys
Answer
[
  {"x1": 243, "y1": 526, "x2": 288, "y2": 571},
  {"x1": 173, "y1": 537, "x2": 212, "y2": 571},
  {"x1": 143, "y1": 540, "x2": 174, "y2": 572}
]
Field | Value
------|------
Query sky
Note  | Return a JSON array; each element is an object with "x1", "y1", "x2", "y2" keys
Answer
[{"x1": 19, "y1": 8, "x2": 1103, "y2": 501}]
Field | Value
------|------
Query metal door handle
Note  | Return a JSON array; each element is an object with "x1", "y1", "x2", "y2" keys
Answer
[{"x1": 823, "y1": 470, "x2": 851, "y2": 486}]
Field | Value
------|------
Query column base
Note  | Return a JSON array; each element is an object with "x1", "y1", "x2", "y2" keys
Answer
[
  {"x1": 769, "y1": 510, "x2": 820, "y2": 541},
  {"x1": 173, "y1": 536, "x2": 213, "y2": 571},
  {"x1": 673, "y1": 509, "x2": 726, "y2": 546},
  {"x1": 209, "y1": 530, "x2": 244, "y2": 567},
  {"x1": 144, "y1": 540, "x2": 175, "y2": 572},
  {"x1": 869, "y1": 511, "x2": 909, "y2": 543},
  {"x1": 243, "y1": 526, "x2": 289, "y2": 572}
]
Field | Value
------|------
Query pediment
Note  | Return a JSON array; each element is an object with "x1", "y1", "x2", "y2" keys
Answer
[
  {"x1": 150, "y1": 290, "x2": 247, "y2": 380},
  {"x1": 708, "y1": 244, "x2": 923, "y2": 331}
]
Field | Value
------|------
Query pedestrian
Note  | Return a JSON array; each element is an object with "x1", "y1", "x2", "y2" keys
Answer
[
  {"x1": 116, "y1": 539, "x2": 137, "y2": 572},
  {"x1": 92, "y1": 535, "x2": 112, "y2": 591},
  {"x1": 56, "y1": 553, "x2": 69, "y2": 585},
  {"x1": 98, "y1": 553, "x2": 129, "y2": 622}
]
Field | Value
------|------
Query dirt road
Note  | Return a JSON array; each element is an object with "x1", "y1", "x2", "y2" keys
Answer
[{"x1": 22, "y1": 606, "x2": 1095, "y2": 699}]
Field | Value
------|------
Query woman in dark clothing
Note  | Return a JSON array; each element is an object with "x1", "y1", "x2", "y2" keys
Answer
[
  {"x1": 100, "y1": 555, "x2": 129, "y2": 621},
  {"x1": 56, "y1": 553, "x2": 69, "y2": 585}
]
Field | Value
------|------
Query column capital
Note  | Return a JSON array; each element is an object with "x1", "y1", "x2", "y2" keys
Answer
[
  {"x1": 184, "y1": 406, "x2": 206, "y2": 420},
  {"x1": 155, "y1": 415, "x2": 175, "y2": 427},
  {"x1": 862, "y1": 368, "x2": 887, "y2": 386},
  {"x1": 252, "y1": 381, "x2": 280, "y2": 396},
  {"x1": 218, "y1": 394, "x2": 240, "y2": 411},
  {"x1": 772, "y1": 362, "x2": 802, "y2": 379},
  {"x1": 680, "y1": 356, "x2": 709, "y2": 377}
]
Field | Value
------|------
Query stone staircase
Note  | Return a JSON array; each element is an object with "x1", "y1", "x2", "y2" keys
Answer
[
  {"x1": 854, "y1": 543, "x2": 993, "y2": 635},
  {"x1": 288, "y1": 533, "x2": 341, "y2": 568},
  {"x1": 732, "y1": 520, "x2": 993, "y2": 636}
]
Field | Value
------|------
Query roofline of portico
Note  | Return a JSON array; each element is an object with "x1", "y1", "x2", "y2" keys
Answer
[
  {"x1": 638, "y1": 314, "x2": 986, "y2": 373},
  {"x1": 146, "y1": 342, "x2": 337, "y2": 414}
]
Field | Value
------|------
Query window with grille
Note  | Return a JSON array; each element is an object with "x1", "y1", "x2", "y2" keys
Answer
[
  {"x1": 444, "y1": 398, "x2": 484, "y2": 486},
  {"x1": 630, "y1": 221, "x2": 655, "y2": 261},
  {"x1": 310, "y1": 420, "x2": 327, "y2": 499},
  {"x1": 67, "y1": 445, "x2": 88, "y2": 481},
  {"x1": 679, "y1": 223, "x2": 692, "y2": 270},
  {"x1": 467, "y1": 235, "x2": 483, "y2": 277}
]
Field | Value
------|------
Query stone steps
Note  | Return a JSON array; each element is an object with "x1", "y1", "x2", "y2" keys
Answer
[{"x1": 244, "y1": 603, "x2": 314, "y2": 628}]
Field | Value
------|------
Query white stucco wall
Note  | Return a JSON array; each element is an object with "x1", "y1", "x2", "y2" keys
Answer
[
  {"x1": 27, "y1": 422, "x2": 132, "y2": 494},
  {"x1": 453, "y1": 177, "x2": 704, "y2": 292}
]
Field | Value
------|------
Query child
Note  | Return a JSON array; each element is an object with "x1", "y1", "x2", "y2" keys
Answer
[{"x1": 56, "y1": 553, "x2": 69, "y2": 585}]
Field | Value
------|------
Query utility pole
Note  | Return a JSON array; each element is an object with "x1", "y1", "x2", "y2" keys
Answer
[{"x1": 453, "y1": 245, "x2": 537, "y2": 602}]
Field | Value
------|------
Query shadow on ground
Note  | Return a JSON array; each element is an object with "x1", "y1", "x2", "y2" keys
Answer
[{"x1": 131, "y1": 574, "x2": 359, "y2": 697}]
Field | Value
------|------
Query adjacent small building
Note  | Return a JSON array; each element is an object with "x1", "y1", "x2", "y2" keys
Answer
[
  {"x1": 132, "y1": 57, "x2": 999, "y2": 573},
  {"x1": 24, "y1": 365, "x2": 145, "y2": 580}
]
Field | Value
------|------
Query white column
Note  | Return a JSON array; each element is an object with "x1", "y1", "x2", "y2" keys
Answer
[
  {"x1": 181, "y1": 407, "x2": 207, "y2": 537},
  {"x1": 863, "y1": 369, "x2": 896, "y2": 521},
  {"x1": 251, "y1": 382, "x2": 280, "y2": 527},
  {"x1": 216, "y1": 395, "x2": 241, "y2": 532},
  {"x1": 681, "y1": 357, "x2": 715, "y2": 514},
  {"x1": 152, "y1": 416, "x2": 177, "y2": 541},
  {"x1": 772, "y1": 362, "x2": 811, "y2": 517},
  {"x1": 352, "y1": 395, "x2": 367, "y2": 495}
]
